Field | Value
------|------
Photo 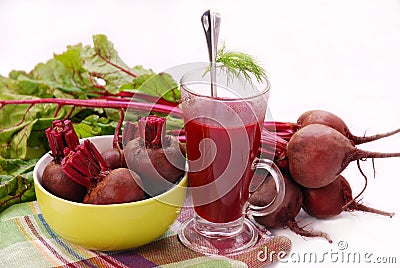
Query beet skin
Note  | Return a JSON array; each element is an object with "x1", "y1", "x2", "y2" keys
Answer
[
  {"x1": 84, "y1": 168, "x2": 144, "y2": 205},
  {"x1": 287, "y1": 124, "x2": 400, "y2": 189},
  {"x1": 42, "y1": 161, "x2": 87, "y2": 202}
]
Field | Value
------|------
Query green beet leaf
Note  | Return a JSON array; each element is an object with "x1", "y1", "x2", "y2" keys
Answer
[
  {"x1": 0, "y1": 91, "x2": 71, "y2": 159},
  {"x1": 0, "y1": 157, "x2": 37, "y2": 213},
  {"x1": 74, "y1": 114, "x2": 118, "y2": 138},
  {"x1": 0, "y1": 157, "x2": 37, "y2": 176},
  {"x1": 0, "y1": 173, "x2": 36, "y2": 214},
  {"x1": 36, "y1": 54, "x2": 90, "y2": 97},
  {"x1": 82, "y1": 34, "x2": 136, "y2": 94},
  {"x1": 126, "y1": 72, "x2": 180, "y2": 103}
]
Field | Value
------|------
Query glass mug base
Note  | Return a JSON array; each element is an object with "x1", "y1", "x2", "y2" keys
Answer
[
  {"x1": 193, "y1": 214, "x2": 245, "y2": 237},
  {"x1": 178, "y1": 216, "x2": 259, "y2": 256}
]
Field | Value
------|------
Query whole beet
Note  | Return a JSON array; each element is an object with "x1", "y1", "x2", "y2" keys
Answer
[
  {"x1": 250, "y1": 173, "x2": 301, "y2": 228},
  {"x1": 250, "y1": 173, "x2": 332, "y2": 242},
  {"x1": 297, "y1": 110, "x2": 400, "y2": 145},
  {"x1": 84, "y1": 168, "x2": 144, "y2": 205},
  {"x1": 287, "y1": 124, "x2": 400, "y2": 188},
  {"x1": 42, "y1": 161, "x2": 87, "y2": 202},
  {"x1": 302, "y1": 175, "x2": 394, "y2": 219},
  {"x1": 124, "y1": 116, "x2": 186, "y2": 197},
  {"x1": 42, "y1": 120, "x2": 86, "y2": 202}
]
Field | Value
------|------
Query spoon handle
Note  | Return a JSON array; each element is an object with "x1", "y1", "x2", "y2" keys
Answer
[{"x1": 201, "y1": 10, "x2": 221, "y2": 97}]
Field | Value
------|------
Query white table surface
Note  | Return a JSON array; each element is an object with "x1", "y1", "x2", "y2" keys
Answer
[{"x1": 1, "y1": 1, "x2": 399, "y2": 267}]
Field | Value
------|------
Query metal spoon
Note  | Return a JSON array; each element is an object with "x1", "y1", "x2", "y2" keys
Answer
[{"x1": 201, "y1": 10, "x2": 221, "y2": 97}]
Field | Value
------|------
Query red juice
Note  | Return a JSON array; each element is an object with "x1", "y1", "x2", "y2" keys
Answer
[{"x1": 185, "y1": 118, "x2": 261, "y2": 223}]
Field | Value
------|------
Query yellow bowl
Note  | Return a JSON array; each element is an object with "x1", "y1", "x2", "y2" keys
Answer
[{"x1": 33, "y1": 135, "x2": 188, "y2": 251}]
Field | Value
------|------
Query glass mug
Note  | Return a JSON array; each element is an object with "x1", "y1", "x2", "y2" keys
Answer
[{"x1": 178, "y1": 65, "x2": 285, "y2": 255}]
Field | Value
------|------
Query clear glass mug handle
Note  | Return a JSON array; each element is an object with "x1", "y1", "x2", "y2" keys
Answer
[{"x1": 247, "y1": 158, "x2": 285, "y2": 217}]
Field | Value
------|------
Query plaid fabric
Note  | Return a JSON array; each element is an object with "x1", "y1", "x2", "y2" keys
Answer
[{"x1": 0, "y1": 200, "x2": 291, "y2": 268}]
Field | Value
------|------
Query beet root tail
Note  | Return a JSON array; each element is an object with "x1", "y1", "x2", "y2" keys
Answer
[
  {"x1": 347, "y1": 201, "x2": 395, "y2": 218},
  {"x1": 351, "y1": 128, "x2": 400, "y2": 145},
  {"x1": 287, "y1": 220, "x2": 332, "y2": 243},
  {"x1": 355, "y1": 149, "x2": 400, "y2": 160}
]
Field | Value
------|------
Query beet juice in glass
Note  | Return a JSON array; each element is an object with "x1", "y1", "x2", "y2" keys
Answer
[{"x1": 178, "y1": 65, "x2": 285, "y2": 255}]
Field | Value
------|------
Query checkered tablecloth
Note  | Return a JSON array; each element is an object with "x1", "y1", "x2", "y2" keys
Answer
[{"x1": 0, "y1": 199, "x2": 291, "y2": 268}]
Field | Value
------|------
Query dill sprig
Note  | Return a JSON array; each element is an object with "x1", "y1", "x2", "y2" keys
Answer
[{"x1": 216, "y1": 44, "x2": 267, "y2": 83}]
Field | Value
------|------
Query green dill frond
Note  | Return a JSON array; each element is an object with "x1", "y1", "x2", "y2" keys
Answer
[{"x1": 216, "y1": 43, "x2": 267, "y2": 83}]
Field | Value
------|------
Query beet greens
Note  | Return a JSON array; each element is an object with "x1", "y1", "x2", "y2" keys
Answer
[{"x1": 0, "y1": 34, "x2": 181, "y2": 161}]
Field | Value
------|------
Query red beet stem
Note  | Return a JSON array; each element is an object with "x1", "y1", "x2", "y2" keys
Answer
[
  {"x1": 174, "y1": 128, "x2": 288, "y2": 161},
  {"x1": 168, "y1": 121, "x2": 298, "y2": 141},
  {"x1": 261, "y1": 129, "x2": 288, "y2": 160},
  {"x1": 45, "y1": 120, "x2": 79, "y2": 162},
  {"x1": 287, "y1": 220, "x2": 332, "y2": 243},
  {"x1": 263, "y1": 121, "x2": 299, "y2": 142},
  {"x1": 275, "y1": 132, "x2": 295, "y2": 142},
  {"x1": 176, "y1": 135, "x2": 186, "y2": 143},
  {"x1": 113, "y1": 109, "x2": 125, "y2": 150},
  {"x1": 138, "y1": 116, "x2": 166, "y2": 147},
  {"x1": 62, "y1": 139, "x2": 110, "y2": 188},
  {"x1": 263, "y1": 121, "x2": 299, "y2": 133},
  {"x1": 122, "y1": 121, "x2": 138, "y2": 145},
  {"x1": 99, "y1": 91, "x2": 179, "y2": 107},
  {"x1": 0, "y1": 98, "x2": 183, "y2": 118}
]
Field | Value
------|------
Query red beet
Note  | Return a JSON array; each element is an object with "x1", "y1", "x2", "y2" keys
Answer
[
  {"x1": 42, "y1": 120, "x2": 86, "y2": 202},
  {"x1": 124, "y1": 116, "x2": 186, "y2": 197},
  {"x1": 287, "y1": 124, "x2": 400, "y2": 188},
  {"x1": 84, "y1": 168, "x2": 144, "y2": 205},
  {"x1": 62, "y1": 139, "x2": 144, "y2": 204},
  {"x1": 42, "y1": 161, "x2": 87, "y2": 202},
  {"x1": 250, "y1": 172, "x2": 332, "y2": 242},
  {"x1": 297, "y1": 110, "x2": 400, "y2": 145},
  {"x1": 302, "y1": 175, "x2": 394, "y2": 219},
  {"x1": 102, "y1": 148, "x2": 126, "y2": 170}
]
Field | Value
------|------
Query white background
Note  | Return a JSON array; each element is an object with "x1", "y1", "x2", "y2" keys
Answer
[{"x1": 1, "y1": 1, "x2": 399, "y2": 267}]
